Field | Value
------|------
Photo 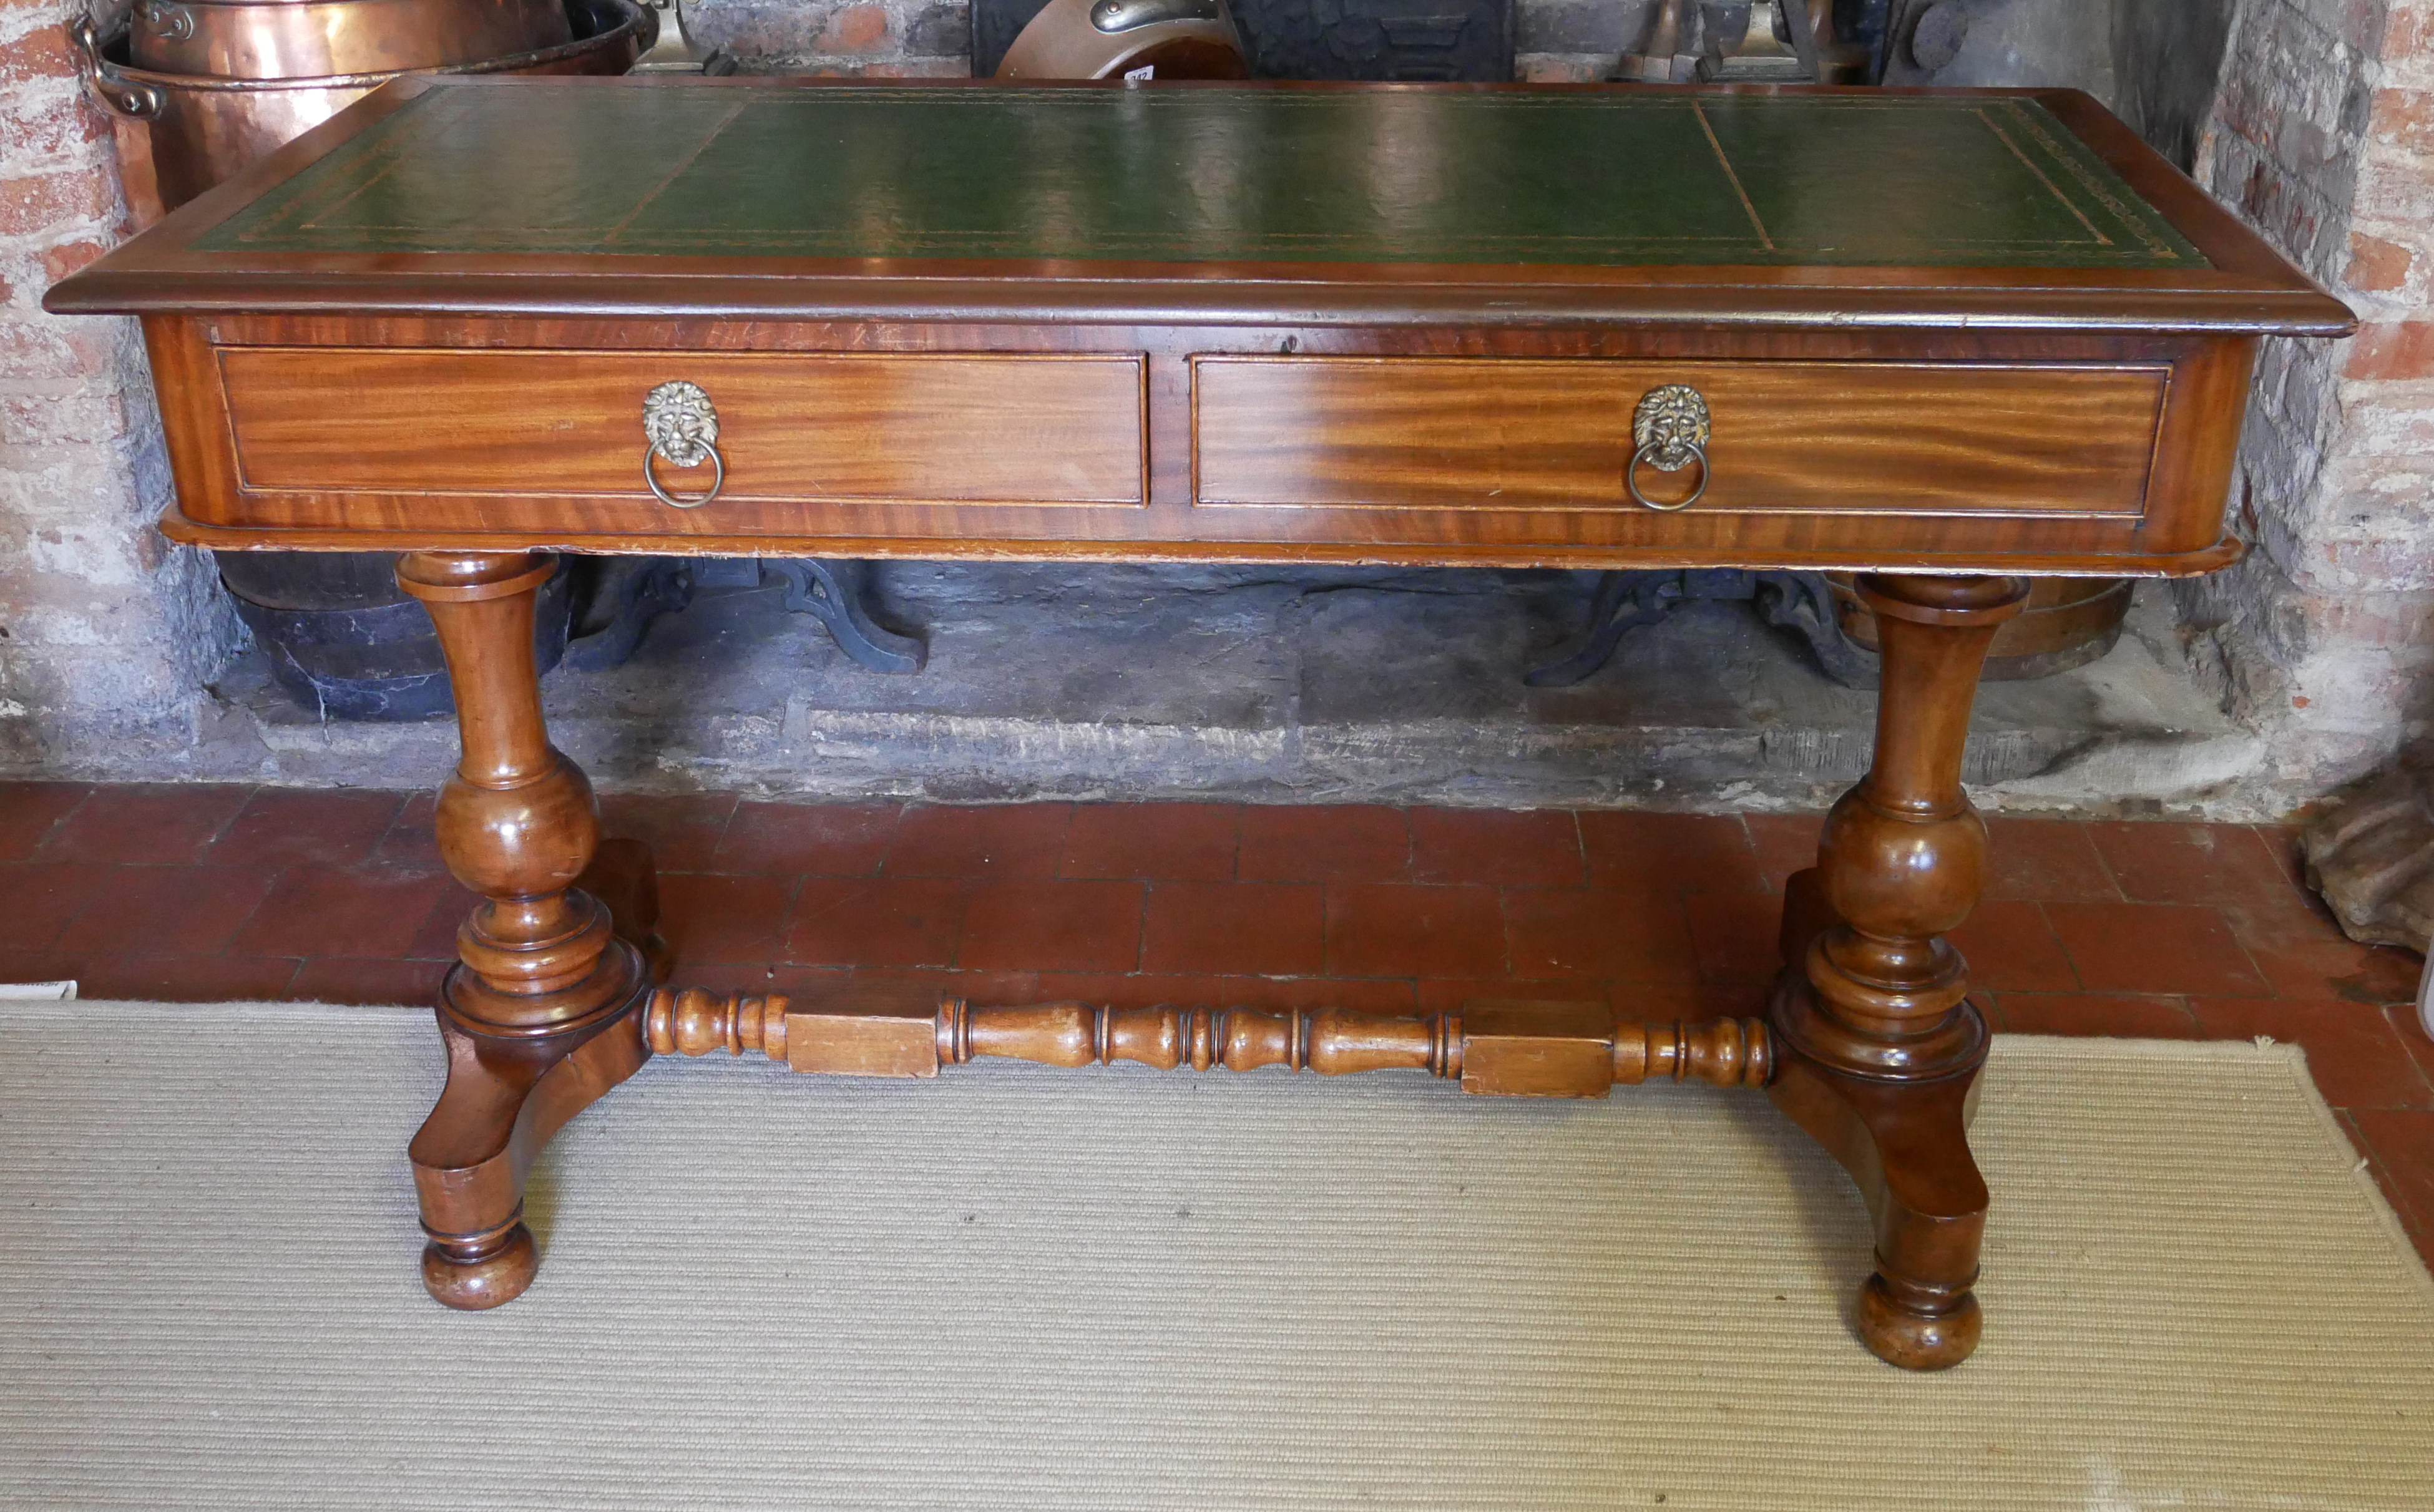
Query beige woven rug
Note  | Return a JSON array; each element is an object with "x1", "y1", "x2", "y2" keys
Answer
[{"x1": 3, "y1": 1003, "x2": 2430, "y2": 1511}]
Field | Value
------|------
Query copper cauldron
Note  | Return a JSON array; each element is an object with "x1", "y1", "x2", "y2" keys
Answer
[
  {"x1": 72, "y1": 0, "x2": 653, "y2": 213},
  {"x1": 127, "y1": 0, "x2": 572, "y2": 79}
]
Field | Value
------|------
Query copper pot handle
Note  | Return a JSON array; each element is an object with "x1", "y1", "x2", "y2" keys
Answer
[{"x1": 67, "y1": 14, "x2": 165, "y2": 120}]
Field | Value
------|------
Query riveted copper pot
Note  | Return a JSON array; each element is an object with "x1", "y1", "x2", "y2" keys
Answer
[
  {"x1": 71, "y1": 0, "x2": 653, "y2": 213},
  {"x1": 127, "y1": 0, "x2": 572, "y2": 80}
]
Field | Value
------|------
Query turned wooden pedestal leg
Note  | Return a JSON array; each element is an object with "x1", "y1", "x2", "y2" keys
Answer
[
  {"x1": 397, "y1": 551, "x2": 652, "y2": 1309},
  {"x1": 1769, "y1": 573, "x2": 2028, "y2": 1370}
]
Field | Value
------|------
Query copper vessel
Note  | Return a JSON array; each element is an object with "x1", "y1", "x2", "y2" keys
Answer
[
  {"x1": 127, "y1": 0, "x2": 572, "y2": 80},
  {"x1": 1827, "y1": 573, "x2": 2134, "y2": 680},
  {"x1": 997, "y1": 0, "x2": 1247, "y2": 80},
  {"x1": 72, "y1": 0, "x2": 653, "y2": 213}
]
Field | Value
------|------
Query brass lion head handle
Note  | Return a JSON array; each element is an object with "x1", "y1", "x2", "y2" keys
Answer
[
  {"x1": 642, "y1": 380, "x2": 723, "y2": 508},
  {"x1": 1628, "y1": 383, "x2": 1711, "y2": 512}
]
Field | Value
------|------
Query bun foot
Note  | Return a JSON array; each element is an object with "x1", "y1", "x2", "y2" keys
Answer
[
  {"x1": 1856, "y1": 1272, "x2": 1980, "y2": 1370},
  {"x1": 421, "y1": 1217, "x2": 537, "y2": 1310}
]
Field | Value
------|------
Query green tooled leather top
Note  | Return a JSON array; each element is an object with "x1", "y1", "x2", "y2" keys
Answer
[{"x1": 199, "y1": 82, "x2": 2201, "y2": 269}]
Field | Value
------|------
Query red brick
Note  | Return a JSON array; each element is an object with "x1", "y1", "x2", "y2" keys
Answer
[
  {"x1": 1061, "y1": 803, "x2": 1239, "y2": 880},
  {"x1": 1993, "y1": 993, "x2": 2196, "y2": 1038},
  {"x1": 2344, "y1": 321, "x2": 2434, "y2": 380},
  {"x1": 884, "y1": 804, "x2": 1070, "y2": 879},
  {"x1": 32, "y1": 783, "x2": 249, "y2": 864},
  {"x1": 1406, "y1": 807, "x2": 1582, "y2": 886},
  {"x1": 229, "y1": 864, "x2": 455, "y2": 959},
  {"x1": 657, "y1": 873, "x2": 797, "y2": 964},
  {"x1": 2191, "y1": 997, "x2": 2434, "y2": 1112},
  {"x1": 958, "y1": 879, "x2": 1143, "y2": 973},
  {"x1": 55, "y1": 862, "x2": 276, "y2": 954},
  {"x1": 1238, "y1": 805, "x2": 1410, "y2": 883},
  {"x1": 0, "y1": 168, "x2": 115, "y2": 236},
  {"x1": 1326, "y1": 884, "x2": 1506, "y2": 978},
  {"x1": 1947, "y1": 900, "x2": 2077, "y2": 992},
  {"x1": 1503, "y1": 888, "x2": 1699, "y2": 983},
  {"x1": 40, "y1": 239, "x2": 106, "y2": 286},
  {"x1": 0, "y1": 22, "x2": 77, "y2": 85},
  {"x1": 595, "y1": 792, "x2": 736, "y2": 871},
  {"x1": 0, "y1": 781, "x2": 88, "y2": 861},
  {"x1": 1580, "y1": 812, "x2": 1764, "y2": 895},
  {"x1": 1980, "y1": 817, "x2": 2118, "y2": 902},
  {"x1": 2043, "y1": 902, "x2": 2271, "y2": 997},
  {"x1": 2372, "y1": 85, "x2": 2434, "y2": 154},
  {"x1": 782, "y1": 876, "x2": 967, "y2": 967},
  {"x1": 715, "y1": 801, "x2": 899, "y2": 875},
  {"x1": 205, "y1": 788, "x2": 403, "y2": 869},
  {"x1": 1141, "y1": 881, "x2": 1322, "y2": 976},
  {"x1": 2346, "y1": 231, "x2": 2414, "y2": 292},
  {"x1": 821, "y1": 3, "x2": 891, "y2": 51}
]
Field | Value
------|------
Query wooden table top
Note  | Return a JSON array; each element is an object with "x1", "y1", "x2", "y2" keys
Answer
[{"x1": 52, "y1": 77, "x2": 2348, "y2": 335}]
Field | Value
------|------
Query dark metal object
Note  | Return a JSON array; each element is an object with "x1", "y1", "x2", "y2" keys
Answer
[
  {"x1": 974, "y1": 0, "x2": 1511, "y2": 80},
  {"x1": 1092, "y1": 0, "x2": 1221, "y2": 32},
  {"x1": 562, "y1": 557, "x2": 695, "y2": 671},
  {"x1": 761, "y1": 560, "x2": 927, "y2": 674},
  {"x1": 1525, "y1": 569, "x2": 1874, "y2": 690},
  {"x1": 628, "y1": 0, "x2": 736, "y2": 72},
  {"x1": 226, "y1": 561, "x2": 573, "y2": 720}
]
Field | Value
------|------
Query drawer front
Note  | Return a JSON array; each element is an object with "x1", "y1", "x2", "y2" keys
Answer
[
  {"x1": 219, "y1": 348, "x2": 1147, "y2": 506},
  {"x1": 1192, "y1": 358, "x2": 2167, "y2": 516}
]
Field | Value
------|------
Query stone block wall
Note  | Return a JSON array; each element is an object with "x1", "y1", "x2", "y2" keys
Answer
[
  {"x1": 2176, "y1": 0, "x2": 2434, "y2": 809},
  {"x1": 0, "y1": 0, "x2": 245, "y2": 771}
]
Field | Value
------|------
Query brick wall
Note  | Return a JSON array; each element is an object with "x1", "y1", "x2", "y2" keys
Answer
[
  {"x1": 2177, "y1": 0, "x2": 2434, "y2": 808},
  {"x1": 0, "y1": 0, "x2": 244, "y2": 773}
]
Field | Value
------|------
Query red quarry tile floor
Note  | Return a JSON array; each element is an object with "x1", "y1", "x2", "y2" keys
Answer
[{"x1": 4, "y1": 783, "x2": 2431, "y2": 1271}]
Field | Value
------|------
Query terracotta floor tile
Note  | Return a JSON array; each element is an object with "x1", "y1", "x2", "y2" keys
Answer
[
  {"x1": 1992, "y1": 993, "x2": 2196, "y2": 1038},
  {"x1": 595, "y1": 793, "x2": 738, "y2": 872},
  {"x1": 1062, "y1": 803, "x2": 1241, "y2": 881},
  {"x1": 781, "y1": 876, "x2": 968, "y2": 968},
  {"x1": 1141, "y1": 881, "x2": 1322, "y2": 976},
  {"x1": 207, "y1": 789, "x2": 404, "y2": 869},
  {"x1": 373, "y1": 791, "x2": 442, "y2": 868},
  {"x1": 1237, "y1": 805, "x2": 1410, "y2": 884},
  {"x1": 0, "y1": 861, "x2": 116, "y2": 950},
  {"x1": 2083, "y1": 819, "x2": 2292, "y2": 909},
  {"x1": 2390, "y1": 1002, "x2": 2434, "y2": 1091},
  {"x1": 1579, "y1": 812, "x2": 1765, "y2": 896},
  {"x1": 2244, "y1": 935, "x2": 2422, "y2": 1005},
  {"x1": 229, "y1": 864, "x2": 456, "y2": 960},
  {"x1": 1407, "y1": 808, "x2": 1583, "y2": 887},
  {"x1": 1683, "y1": 891, "x2": 1784, "y2": 987},
  {"x1": 1980, "y1": 817, "x2": 2119, "y2": 903},
  {"x1": 1503, "y1": 888, "x2": 1699, "y2": 983},
  {"x1": 2347, "y1": 1110, "x2": 2434, "y2": 1234},
  {"x1": 0, "y1": 948, "x2": 81, "y2": 990},
  {"x1": 55, "y1": 863, "x2": 280, "y2": 955},
  {"x1": 407, "y1": 884, "x2": 477, "y2": 960},
  {"x1": 2190, "y1": 997, "x2": 2434, "y2": 1111},
  {"x1": 1742, "y1": 812, "x2": 1822, "y2": 893},
  {"x1": 1414, "y1": 975, "x2": 1613, "y2": 1015},
  {"x1": 957, "y1": 879, "x2": 1144, "y2": 973},
  {"x1": 74, "y1": 954, "x2": 301, "y2": 1003},
  {"x1": 657, "y1": 873, "x2": 798, "y2": 965},
  {"x1": 1325, "y1": 884, "x2": 1506, "y2": 978},
  {"x1": 715, "y1": 801, "x2": 901, "y2": 876},
  {"x1": 2043, "y1": 902, "x2": 2271, "y2": 997},
  {"x1": 1947, "y1": 900, "x2": 2077, "y2": 992},
  {"x1": 288, "y1": 956, "x2": 446, "y2": 1007},
  {"x1": 33, "y1": 783, "x2": 251, "y2": 865},
  {"x1": 0, "y1": 782, "x2": 90, "y2": 862},
  {"x1": 1027, "y1": 972, "x2": 1415, "y2": 1015},
  {"x1": 884, "y1": 804, "x2": 1072, "y2": 879}
]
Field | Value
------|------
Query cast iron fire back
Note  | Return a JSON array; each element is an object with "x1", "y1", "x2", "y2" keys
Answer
[{"x1": 972, "y1": 0, "x2": 1513, "y2": 81}]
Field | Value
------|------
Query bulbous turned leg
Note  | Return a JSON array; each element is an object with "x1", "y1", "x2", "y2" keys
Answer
[
  {"x1": 398, "y1": 551, "x2": 652, "y2": 1309},
  {"x1": 1767, "y1": 573, "x2": 2027, "y2": 1370}
]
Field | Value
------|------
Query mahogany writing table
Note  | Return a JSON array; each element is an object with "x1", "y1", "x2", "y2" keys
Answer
[{"x1": 49, "y1": 77, "x2": 2352, "y2": 1370}]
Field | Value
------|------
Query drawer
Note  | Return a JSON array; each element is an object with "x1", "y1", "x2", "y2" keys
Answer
[
  {"x1": 218, "y1": 348, "x2": 1148, "y2": 507},
  {"x1": 1191, "y1": 357, "x2": 2168, "y2": 517}
]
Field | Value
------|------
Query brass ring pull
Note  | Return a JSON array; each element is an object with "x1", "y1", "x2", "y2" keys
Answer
[
  {"x1": 641, "y1": 380, "x2": 724, "y2": 509},
  {"x1": 1626, "y1": 439, "x2": 1709, "y2": 512},
  {"x1": 1627, "y1": 383, "x2": 1711, "y2": 512}
]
